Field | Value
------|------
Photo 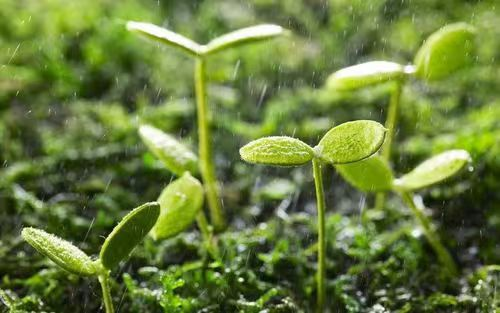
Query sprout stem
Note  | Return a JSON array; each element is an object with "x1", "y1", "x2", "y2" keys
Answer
[
  {"x1": 400, "y1": 191, "x2": 458, "y2": 276},
  {"x1": 98, "y1": 272, "x2": 115, "y2": 313},
  {"x1": 196, "y1": 211, "x2": 220, "y2": 260},
  {"x1": 376, "y1": 82, "x2": 402, "y2": 209},
  {"x1": 194, "y1": 57, "x2": 226, "y2": 231},
  {"x1": 312, "y1": 158, "x2": 326, "y2": 312}
]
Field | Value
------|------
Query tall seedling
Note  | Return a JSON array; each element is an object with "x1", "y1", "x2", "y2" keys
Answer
[
  {"x1": 128, "y1": 22, "x2": 288, "y2": 231},
  {"x1": 325, "y1": 23, "x2": 475, "y2": 207},
  {"x1": 22, "y1": 202, "x2": 160, "y2": 313},
  {"x1": 240, "y1": 120, "x2": 386, "y2": 312},
  {"x1": 336, "y1": 150, "x2": 471, "y2": 275}
]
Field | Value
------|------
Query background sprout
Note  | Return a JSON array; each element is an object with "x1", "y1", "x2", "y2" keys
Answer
[
  {"x1": 240, "y1": 120, "x2": 386, "y2": 312},
  {"x1": 22, "y1": 202, "x2": 160, "y2": 313},
  {"x1": 325, "y1": 22, "x2": 476, "y2": 208},
  {"x1": 138, "y1": 125, "x2": 217, "y2": 257},
  {"x1": 336, "y1": 149, "x2": 471, "y2": 274},
  {"x1": 127, "y1": 22, "x2": 288, "y2": 231}
]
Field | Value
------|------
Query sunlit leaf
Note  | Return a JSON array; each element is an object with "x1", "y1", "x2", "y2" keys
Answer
[
  {"x1": 204, "y1": 24, "x2": 287, "y2": 55},
  {"x1": 100, "y1": 202, "x2": 160, "y2": 270},
  {"x1": 151, "y1": 172, "x2": 204, "y2": 240},
  {"x1": 336, "y1": 155, "x2": 394, "y2": 192},
  {"x1": 22, "y1": 228, "x2": 96, "y2": 276},
  {"x1": 315, "y1": 120, "x2": 386, "y2": 164},
  {"x1": 126, "y1": 21, "x2": 202, "y2": 56},
  {"x1": 414, "y1": 23, "x2": 476, "y2": 81},
  {"x1": 240, "y1": 136, "x2": 314, "y2": 166},
  {"x1": 326, "y1": 61, "x2": 407, "y2": 91},
  {"x1": 394, "y1": 150, "x2": 471, "y2": 191},
  {"x1": 139, "y1": 125, "x2": 198, "y2": 176}
]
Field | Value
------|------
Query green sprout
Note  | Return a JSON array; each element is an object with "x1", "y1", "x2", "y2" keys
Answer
[
  {"x1": 336, "y1": 149, "x2": 472, "y2": 275},
  {"x1": 240, "y1": 120, "x2": 386, "y2": 312},
  {"x1": 127, "y1": 22, "x2": 288, "y2": 231},
  {"x1": 138, "y1": 124, "x2": 217, "y2": 258},
  {"x1": 326, "y1": 22, "x2": 476, "y2": 207},
  {"x1": 22, "y1": 202, "x2": 160, "y2": 313}
]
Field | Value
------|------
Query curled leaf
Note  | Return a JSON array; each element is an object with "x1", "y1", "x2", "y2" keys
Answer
[
  {"x1": 126, "y1": 21, "x2": 202, "y2": 56},
  {"x1": 240, "y1": 136, "x2": 314, "y2": 166},
  {"x1": 22, "y1": 227, "x2": 96, "y2": 276},
  {"x1": 100, "y1": 202, "x2": 160, "y2": 270},
  {"x1": 139, "y1": 125, "x2": 198, "y2": 176},
  {"x1": 315, "y1": 120, "x2": 386, "y2": 164},
  {"x1": 326, "y1": 61, "x2": 406, "y2": 91},
  {"x1": 204, "y1": 24, "x2": 287, "y2": 55},
  {"x1": 151, "y1": 172, "x2": 204, "y2": 240},
  {"x1": 414, "y1": 23, "x2": 476, "y2": 81},
  {"x1": 394, "y1": 150, "x2": 471, "y2": 191},
  {"x1": 336, "y1": 155, "x2": 394, "y2": 192}
]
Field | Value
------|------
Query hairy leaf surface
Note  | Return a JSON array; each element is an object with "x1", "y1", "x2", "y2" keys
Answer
[
  {"x1": 240, "y1": 136, "x2": 314, "y2": 166},
  {"x1": 315, "y1": 121, "x2": 386, "y2": 164},
  {"x1": 22, "y1": 228, "x2": 96, "y2": 276}
]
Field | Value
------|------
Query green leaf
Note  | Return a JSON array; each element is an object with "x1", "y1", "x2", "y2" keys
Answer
[
  {"x1": 139, "y1": 125, "x2": 198, "y2": 176},
  {"x1": 151, "y1": 172, "x2": 204, "y2": 240},
  {"x1": 126, "y1": 21, "x2": 202, "y2": 56},
  {"x1": 414, "y1": 23, "x2": 476, "y2": 81},
  {"x1": 22, "y1": 227, "x2": 96, "y2": 276},
  {"x1": 315, "y1": 120, "x2": 386, "y2": 164},
  {"x1": 336, "y1": 155, "x2": 394, "y2": 192},
  {"x1": 395, "y1": 150, "x2": 471, "y2": 191},
  {"x1": 100, "y1": 202, "x2": 160, "y2": 270},
  {"x1": 240, "y1": 136, "x2": 314, "y2": 166},
  {"x1": 326, "y1": 61, "x2": 407, "y2": 91},
  {"x1": 204, "y1": 24, "x2": 287, "y2": 55}
]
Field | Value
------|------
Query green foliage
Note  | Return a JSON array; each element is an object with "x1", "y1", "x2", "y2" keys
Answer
[
  {"x1": 336, "y1": 155, "x2": 394, "y2": 192},
  {"x1": 414, "y1": 23, "x2": 476, "y2": 81},
  {"x1": 395, "y1": 150, "x2": 471, "y2": 191},
  {"x1": 138, "y1": 125, "x2": 198, "y2": 176},
  {"x1": 326, "y1": 61, "x2": 407, "y2": 91},
  {"x1": 315, "y1": 120, "x2": 386, "y2": 164},
  {"x1": 151, "y1": 173, "x2": 204, "y2": 240},
  {"x1": 239, "y1": 136, "x2": 314, "y2": 166},
  {"x1": 21, "y1": 228, "x2": 97, "y2": 276},
  {"x1": 100, "y1": 202, "x2": 160, "y2": 270}
]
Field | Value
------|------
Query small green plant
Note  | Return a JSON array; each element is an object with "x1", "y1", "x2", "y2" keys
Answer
[
  {"x1": 240, "y1": 120, "x2": 386, "y2": 312},
  {"x1": 325, "y1": 22, "x2": 476, "y2": 207},
  {"x1": 128, "y1": 22, "x2": 288, "y2": 231},
  {"x1": 138, "y1": 124, "x2": 217, "y2": 258},
  {"x1": 21, "y1": 202, "x2": 160, "y2": 313},
  {"x1": 336, "y1": 150, "x2": 471, "y2": 275}
]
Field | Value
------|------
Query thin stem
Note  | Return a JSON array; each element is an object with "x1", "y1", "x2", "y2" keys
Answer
[
  {"x1": 312, "y1": 158, "x2": 326, "y2": 313},
  {"x1": 375, "y1": 82, "x2": 403, "y2": 209},
  {"x1": 98, "y1": 272, "x2": 115, "y2": 313},
  {"x1": 196, "y1": 211, "x2": 220, "y2": 260},
  {"x1": 194, "y1": 57, "x2": 226, "y2": 231},
  {"x1": 400, "y1": 191, "x2": 458, "y2": 276}
]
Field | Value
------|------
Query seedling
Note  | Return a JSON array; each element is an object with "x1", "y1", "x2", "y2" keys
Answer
[
  {"x1": 336, "y1": 149, "x2": 471, "y2": 275},
  {"x1": 138, "y1": 124, "x2": 217, "y2": 258},
  {"x1": 128, "y1": 22, "x2": 288, "y2": 231},
  {"x1": 240, "y1": 120, "x2": 386, "y2": 312},
  {"x1": 22, "y1": 202, "x2": 160, "y2": 313},
  {"x1": 326, "y1": 22, "x2": 476, "y2": 207}
]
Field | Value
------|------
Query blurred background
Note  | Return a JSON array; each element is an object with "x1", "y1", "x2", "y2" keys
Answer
[{"x1": 0, "y1": 0, "x2": 498, "y2": 312}]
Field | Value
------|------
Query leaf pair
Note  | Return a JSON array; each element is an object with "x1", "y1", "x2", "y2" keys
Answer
[
  {"x1": 326, "y1": 22, "x2": 476, "y2": 90},
  {"x1": 126, "y1": 22, "x2": 287, "y2": 57},
  {"x1": 240, "y1": 120, "x2": 386, "y2": 166},
  {"x1": 336, "y1": 150, "x2": 471, "y2": 192},
  {"x1": 22, "y1": 202, "x2": 160, "y2": 275}
]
